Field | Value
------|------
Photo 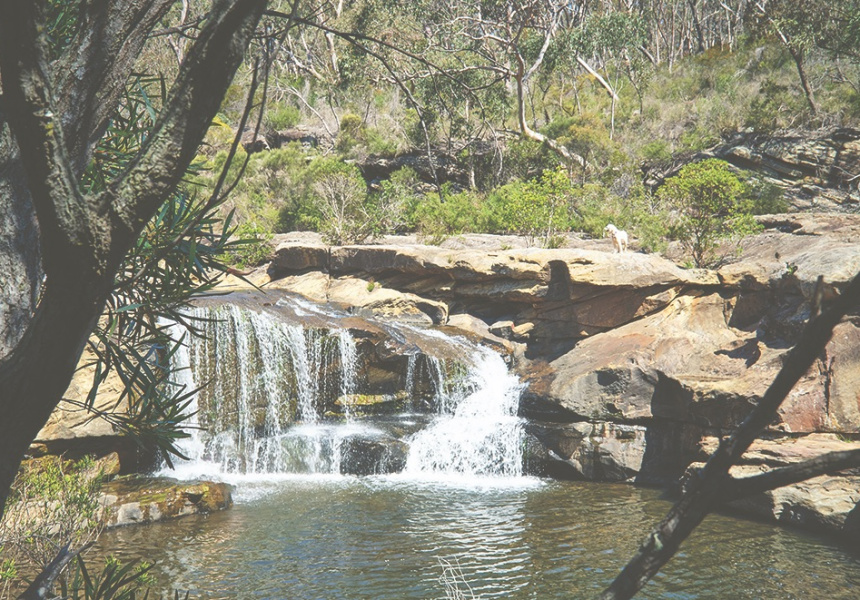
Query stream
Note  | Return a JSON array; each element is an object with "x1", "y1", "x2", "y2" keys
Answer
[{"x1": 94, "y1": 297, "x2": 860, "y2": 598}]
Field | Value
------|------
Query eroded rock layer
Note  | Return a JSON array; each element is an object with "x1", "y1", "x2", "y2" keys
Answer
[{"x1": 40, "y1": 214, "x2": 860, "y2": 539}]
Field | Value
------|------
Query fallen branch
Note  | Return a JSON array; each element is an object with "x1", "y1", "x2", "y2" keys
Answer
[
  {"x1": 721, "y1": 448, "x2": 860, "y2": 502},
  {"x1": 19, "y1": 542, "x2": 93, "y2": 600}
]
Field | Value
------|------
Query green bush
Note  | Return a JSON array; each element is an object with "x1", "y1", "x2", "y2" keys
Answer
[
  {"x1": 409, "y1": 187, "x2": 490, "y2": 243},
  {"x1": 335, "y1": 113, "x2": 366, "y2": 154},
  {"x1": 306, "y1": 160, "x2": 374, "y2": 244},
  {"x1": 266, "y1": 105, "x2": 301, "y2": 130},
  {"x1": 221, "y1": 223, "x2": 274, "y2": 268},
  {"x1": 745, "y1": 177, "x2": 789, "y2": 214},
  {"x1": 503, "y1": 137, "x2": 560, "y2": 183},
  {"x1": 373, "y1": 167, "x2": 421, "y2": 234},
  {"x1": 657, "y1": 159, "x2": 761, "y2": 267},
  {"x1": 1, "y1": 456, "x2": 107, "y2": 598},
  {"x1": 486, "y1": 168, "x2": 575, "y2": 247},
  {"x1": 639, "y1": 140, "x2": 673, "y2": 164}
]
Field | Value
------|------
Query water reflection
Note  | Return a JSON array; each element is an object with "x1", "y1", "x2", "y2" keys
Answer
[{"x1": 93, "y1": 479, "x2": 860, "y2": 599}]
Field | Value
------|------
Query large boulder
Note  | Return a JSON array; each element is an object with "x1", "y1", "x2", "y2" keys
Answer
[{"x1": 525, "y1": 421, "x2": 647, "y2": 482}]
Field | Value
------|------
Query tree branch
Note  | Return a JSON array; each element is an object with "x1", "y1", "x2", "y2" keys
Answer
[
  {"x1": 55, "y1": 0, "x2": 177, "y2": 175},
  {"x1": 721, "y1": 448, "x2": 860, "y2": 502},
  {"x1": 0, "y1": 1, "x2": 101, "y2": 278},
  {"x1": 19, "y1": 542, "x2": 93, "y2": 600},
  {"x1": 598, "y1": 271, "x2": 860, "y2": 600},
  {"x1": 514, "y1": 53, "x2": 585, "y2": 168},
  {"x1": 108, "y1": 0, "x2": 266, "y2": 256},
  {"x1": 575, "y1": 56, "x2": 619, "y2": 101}
]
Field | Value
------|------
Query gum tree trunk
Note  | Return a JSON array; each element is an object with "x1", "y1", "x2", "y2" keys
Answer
[{"x1": 0, "y1": 0, "x2": 266, "y2": 518}]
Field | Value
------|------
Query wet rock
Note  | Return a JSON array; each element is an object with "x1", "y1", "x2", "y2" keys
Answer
[
  {"x1": 525, "y1": 422, "x2": 646, "y2": 482},
  {"x1": 339, "y1": 436, "x2": 408, "y2": 475},
  {"x1": 444, "y1": 314, "x2": 516, "y2": 355},
  {"x1": 38, "y1": 345, "x2": 127, "y2": 443},
  {"x1": 100, "y1": 478, "x2": 232, "y2": 528},
  {"x1": 326, "y1": 277, "x2": 449, "y2": 325},
  {"x1": 265, "y1": 270, "x2": 331, "y2": 303},
  {"x1": 335, "y1": 393, "x2": 409, "y2": 415},
  {"x1": 511, "y1": 322, "x2": 535, "y2": 341}
]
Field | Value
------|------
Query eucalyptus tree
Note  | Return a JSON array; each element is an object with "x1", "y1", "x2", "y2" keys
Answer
[
  {"x1": 0, "y1": 0, "x2": 268, "y2": 520},
  {"x1": 748, "y1": 0, "x2": 826, "y2": 115}
]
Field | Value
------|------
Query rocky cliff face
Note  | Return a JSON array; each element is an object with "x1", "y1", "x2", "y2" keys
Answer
[
  {"x1": 653, "y1": 128, "x2": 860, "y2": 212},
  {"x1": 39, "y1": 214, "x2": 860, "y2": 540},
  {"x1": 239, "y1": 215, "x2": 860, "y2": 540}
]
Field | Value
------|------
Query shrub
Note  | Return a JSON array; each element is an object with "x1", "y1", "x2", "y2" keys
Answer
[
  {"x1": 0, "y1": 456, "x2": 108, "y2": 598},
  {"x1": 410, "y1": 187, "x2": 489, "y2": 243},
  {"x1": 745, "y1": 177, "x2": 790, "y2": 214},
  {"x1": 502, "y1": 138, "x2": 553, "y2": 183},
  {"x1": 307, "y1": 161, "x2": 373, "y2": 244},
  {"x1": 373, "y1": 167, "x2": 421, "y2": 234},
  {"x1": 657, "y1": 159, "x2": 761, "y2": 267},
  {"x1": 266, "y1": 104, "x2": 301, "y2": 130},
  {"x1": 335, "y1": 113, "x2": 366, "y2": 154},
  {"x1": 221, "y1": 222, "x2": 274, "y2": 268},
  {"x1": 487, "y1": 168, "x2": 575, "y2": 247}
]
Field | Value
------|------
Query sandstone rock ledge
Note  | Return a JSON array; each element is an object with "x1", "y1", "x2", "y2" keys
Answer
[
  {"x1": 38, "y1": 215, "x2": 860, "y2": 542},
  {"x1": 100, "y1": 478, "x2": 232, "y2": 528},
  {"x1": 247, "y1": 218, "x2": 860, "y2": 541}
]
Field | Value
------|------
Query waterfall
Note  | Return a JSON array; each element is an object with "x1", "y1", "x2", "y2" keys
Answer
[
  {"x1": 403, "y1": 337, "x2": 525, "y2": 479},
  {"x1": 162, "y1": 299, "x2": 526, "y2": 482},
  {"x1": 164, "y1": 304, "x2": 364, "y2": 475}
]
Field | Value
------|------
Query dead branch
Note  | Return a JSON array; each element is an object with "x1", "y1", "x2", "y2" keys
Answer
[{"x1": 598, "y1": 271, "x2": 860, "y2": 600}]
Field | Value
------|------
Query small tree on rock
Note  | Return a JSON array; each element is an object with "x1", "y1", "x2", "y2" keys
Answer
[{"x1": 658, "y1": 159, "x2": 760, "y2": 267}]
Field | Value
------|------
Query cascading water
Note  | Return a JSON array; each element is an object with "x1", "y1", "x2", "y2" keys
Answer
[
  {"x1": 165, "y1": 304, "x2": 367, "y2": 476},
  {"x1": 163, "y1": 297, "x2": 526, "y2": 483},
  {"x1": 403, "y1": 334, "x2": 525, "y2": 479}
]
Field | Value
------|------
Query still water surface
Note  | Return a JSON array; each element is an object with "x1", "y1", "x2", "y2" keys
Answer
[{"x1": 95, "y1": 477, "x2": 860, "y2": 599}]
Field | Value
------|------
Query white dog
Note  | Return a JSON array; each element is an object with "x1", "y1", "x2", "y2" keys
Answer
[{"x1": 603, "y1": 223, "x2": 628, "y2": 253}]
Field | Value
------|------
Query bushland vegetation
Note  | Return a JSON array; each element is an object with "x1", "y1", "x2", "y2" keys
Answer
[
  {"x1": 4, "y1": 2, "x2": 860, "y2": 599},
  {"x1": 190, "y1": 0, "x2": 860, "y2": 267}
]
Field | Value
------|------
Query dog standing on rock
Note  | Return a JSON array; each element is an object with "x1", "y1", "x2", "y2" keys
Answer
[{"x1": 604, "y1": 224, "x2": 628, "y2": 253}]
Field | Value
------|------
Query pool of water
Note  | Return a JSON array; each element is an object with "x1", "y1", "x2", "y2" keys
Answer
[{"x1": 94, "y1": 477, "x2": 860, "y2": 599}]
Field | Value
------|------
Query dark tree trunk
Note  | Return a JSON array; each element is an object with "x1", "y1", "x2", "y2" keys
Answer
[
  {"x1": 0, "y1": 0, "x2": 266, "y2": 518},
  {"x1": 789, "y1": 46, "x2": 818, "y2": 115}
]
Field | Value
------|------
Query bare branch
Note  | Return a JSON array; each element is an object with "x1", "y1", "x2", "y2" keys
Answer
[
  {"x1": 721, "y1": 448, "x2": 860, "y2": 502},
  {"x1": 598, "y1": 271, "x2": 860, "y2": 600},
  {"x1": 576, "y1": 56, "x2": 620, "y2": 101},
  {"x1": 19, "y1": 542, "x2": 93, "y2": 600}
]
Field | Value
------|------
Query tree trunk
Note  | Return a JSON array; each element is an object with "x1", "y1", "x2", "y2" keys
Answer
[
  {"x1": 0, "y1": 0, "x2": 267, "y2": 519},
  {"x1": 789, "y1": 46, "x2": 818, "y2": 115},
  {"x1": 0, "y1": 277, "x2": 111, "y2": 517}
]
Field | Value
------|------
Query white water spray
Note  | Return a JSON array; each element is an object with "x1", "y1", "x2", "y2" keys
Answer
[
  {"x1": 404, "y1": 345, "x2": 525, "y2": 479},
  {"x1": 162, "y1": 300, "x2": 526, "y2": 483}
]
